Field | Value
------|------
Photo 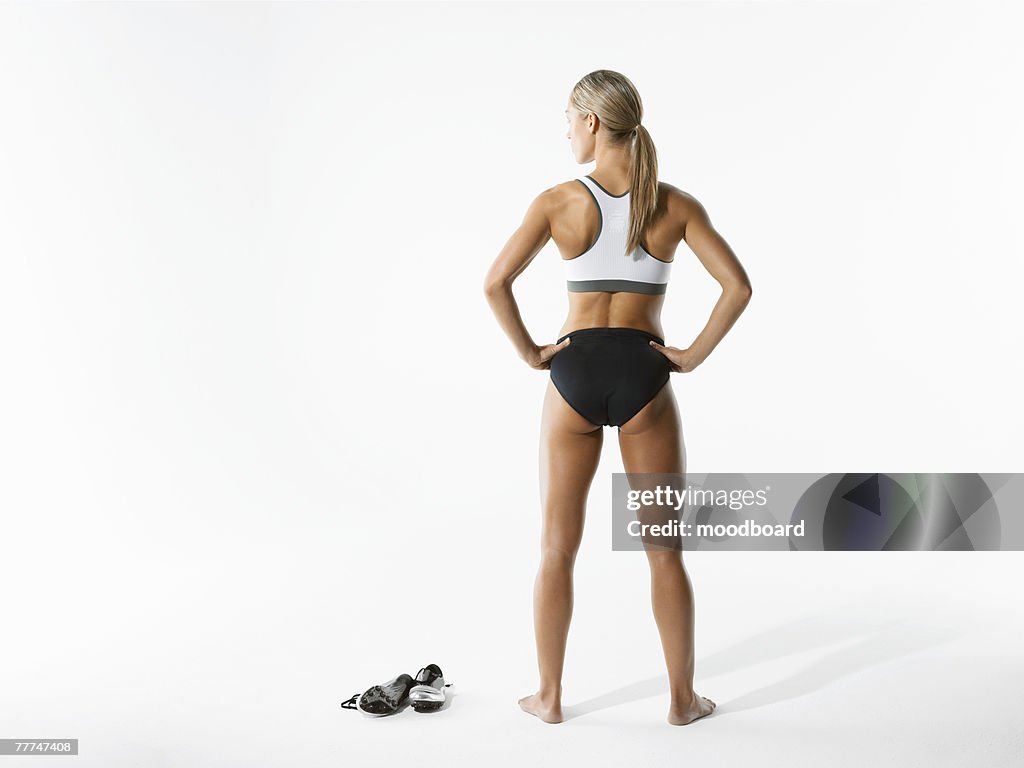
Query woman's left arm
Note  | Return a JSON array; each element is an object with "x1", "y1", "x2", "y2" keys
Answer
[{"x1": 483, "y1": 189, "x2": 570, "y2": 369}]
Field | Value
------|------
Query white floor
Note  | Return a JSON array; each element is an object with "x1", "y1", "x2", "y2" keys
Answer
[{"x1": 2, "y1": 534, "x2": 1022, "y2": 767}]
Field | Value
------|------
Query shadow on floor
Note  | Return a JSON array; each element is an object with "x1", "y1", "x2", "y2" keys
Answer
[{"x1": 563, "y1": 602, "x2": 964, "y2": 720}]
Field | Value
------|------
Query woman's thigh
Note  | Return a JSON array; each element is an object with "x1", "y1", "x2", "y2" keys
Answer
[
  {"x1": 617, "y1": 384, "x2": 686, "y2": 554},
  {"x1": 616, "y1": 382, "x2": 685, "y2": 474},
  {"x1": 538, "y1": 380, "x2": 604, "y2": 554}
]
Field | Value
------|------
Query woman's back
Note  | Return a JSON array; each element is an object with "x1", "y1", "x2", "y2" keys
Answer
[{"x1": 548, "y1": 173, "x2": 692, "y2": 339}]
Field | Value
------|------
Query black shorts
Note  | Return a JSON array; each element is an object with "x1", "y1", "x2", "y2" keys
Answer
[{"x1": 549, "y1": 327, "x2": 672, "y2": 429}]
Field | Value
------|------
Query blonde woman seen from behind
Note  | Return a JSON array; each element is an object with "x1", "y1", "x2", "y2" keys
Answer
[{"x1": 484, "y1": 70, "x2": 751, "y2": 725}]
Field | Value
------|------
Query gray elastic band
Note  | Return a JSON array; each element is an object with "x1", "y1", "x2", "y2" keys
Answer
[{"x1": 567, "y1": 279, "x2": 667, "y2": 295}]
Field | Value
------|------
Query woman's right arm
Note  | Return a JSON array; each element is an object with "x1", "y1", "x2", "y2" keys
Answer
[
  {"x1": 649, "y1": 191, "x2": 752, "y2": 372},
  {"x1": 483, "y1": 189, "x2": 570, "y2": 370}
]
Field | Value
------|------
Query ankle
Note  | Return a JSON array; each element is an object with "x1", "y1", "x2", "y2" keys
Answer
[
  {"x1": 670, "y1": 689, "x2": 696, "y2": 706},
  {"x1": 537, "y1": 685, "x2": 562, "y2": 702}
]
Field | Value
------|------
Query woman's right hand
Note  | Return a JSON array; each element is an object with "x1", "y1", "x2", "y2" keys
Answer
[
  {"x1": 525, "y1": 337, "x2": 571, "y2": 370},
  {"x1": 649, "y1": 339, "x2": 703, "y2": 373}
]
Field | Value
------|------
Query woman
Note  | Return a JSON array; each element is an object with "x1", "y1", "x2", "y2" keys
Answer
[{"x1": 483, "y1": 70, "x2": 751, "y2": 726}]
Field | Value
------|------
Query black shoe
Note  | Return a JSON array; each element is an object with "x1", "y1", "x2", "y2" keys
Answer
[
  {"x1": 409, "y1": 664, "x2": 449, "y2": 712},
  {"x1": 341, "y1": 673, "x2": 414, "y2": 716}
]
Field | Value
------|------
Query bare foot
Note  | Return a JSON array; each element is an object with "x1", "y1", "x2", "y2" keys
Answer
[
  {"x1": 667, "y1": 694, "x2": 716, "y2": 725},
  {"x1": 518, "y1": 691, "x2": 564, "y2": 723}
]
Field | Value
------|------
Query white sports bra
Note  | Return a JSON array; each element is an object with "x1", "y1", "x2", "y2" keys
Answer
[{"x1": 564, "y1": 175, "x2": 672, "y2": 295}]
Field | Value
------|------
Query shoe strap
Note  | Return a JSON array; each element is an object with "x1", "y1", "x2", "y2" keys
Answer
[{"x1": 413, "y1": 677, "x2": 455, "y2": 688}]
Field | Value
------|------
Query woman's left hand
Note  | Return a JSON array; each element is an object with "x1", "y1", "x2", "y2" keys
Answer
[
  {"x1": 525, "y1": 337, "x2": 571, "y2": 370},
  {"x1": 649, "y1": 340, "x2": 702, "y2": 373}
]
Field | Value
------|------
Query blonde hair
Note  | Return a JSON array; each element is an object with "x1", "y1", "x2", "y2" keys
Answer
[{"x1": 570, "y1": 69, "x2": 658, "y2": 256}]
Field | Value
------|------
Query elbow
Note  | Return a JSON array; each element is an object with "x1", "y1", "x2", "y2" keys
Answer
[
  {"x1": 720, "y1": 280, "x2": 751, "y2": 309},
  {"x1": 483, "y1": 276, "x2": 511, "y2": 299},
  {"x1": 732, "y1": 281, "x2": 752, "y2": 303}
]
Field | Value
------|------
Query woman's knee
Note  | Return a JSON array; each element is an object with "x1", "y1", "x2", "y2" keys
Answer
[
  {"x1": 645, "y1": 548, "x2": 683, "y2": 572},
  {"x1": 539, "y1": 544, "x2": 579, "y2": 570}
]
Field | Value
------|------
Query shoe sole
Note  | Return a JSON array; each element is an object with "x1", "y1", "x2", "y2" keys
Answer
[
  {"x1": 411, "y1": 700, "x2": 444, "y2": 712},
  {"x1": 357, "y1": 677, "x2": 414, "y2": 715},
  {"x1": 409, "y1": 683, "x2": 445, "y2": 712}
]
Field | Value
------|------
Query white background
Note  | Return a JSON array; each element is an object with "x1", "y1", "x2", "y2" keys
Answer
[{"x1": 1, "y1": 1, "x2": 1022, "y2": 766}]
